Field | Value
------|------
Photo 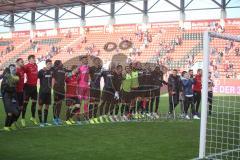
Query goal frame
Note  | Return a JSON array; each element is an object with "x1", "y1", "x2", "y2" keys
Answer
[{"x1": 199, "y1": 31, "x2": 240, "y2": 159}]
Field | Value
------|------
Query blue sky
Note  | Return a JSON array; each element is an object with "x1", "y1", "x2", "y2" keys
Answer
[{"x1": 0, "y1": 0, "x2": 239, "y2": 32}]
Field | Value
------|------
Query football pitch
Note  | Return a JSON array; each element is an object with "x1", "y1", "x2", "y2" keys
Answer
[{"x1": 0, "y1": 96, "x2": 200, "y2": 160}]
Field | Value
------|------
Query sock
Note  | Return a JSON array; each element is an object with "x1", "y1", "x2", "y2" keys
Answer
[
  {"x1": 22, "y1": 102, "x2": 28, "y2": 119},
  {"x1": 44, "y1": 109, "x2": 48, "y2": 123},
  {"x1": 56, "y1": 102, "x2": 62, "y2": 119},
  {"x1": 53, "y1": 103, "x2": 56, "y2": 119},
  {"x1": 31, "y1": 102, "x2": 37, "y2": 118},
  {"x1": 66, "y1": 108, "x2": 71, "y2": 120},
  {"x1": 38, "y1": 109, "x2": 42, "y2": 123},
  {"x1": 93, "y1": 104, "x2": 98, "y2": 118},
  {"x1": 89, "y1": 104, "x2": 93, "y2": 119},
  {"x1": 5, "y1": 115, "x2": 12, "y2": 127},
  {"x1": 121, "y1": 104, "x2": 125, "y2": 116}
]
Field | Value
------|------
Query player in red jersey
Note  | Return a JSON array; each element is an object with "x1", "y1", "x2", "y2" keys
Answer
[
  {"x1": 65, "y1": 65, "x2": 80, "y2": 125},
  {"x1": 193, "y1": 69, "x2": 202, "y2": 116},
  {"x1": 78, "y1": 56, "x2": 90, "y2": 122},
  {"x1": 15, "y1": 58, "x2": 25, "y2": 126},
  {"x1": 21, "y1": 55, "x2": 38, "y2": 126}
]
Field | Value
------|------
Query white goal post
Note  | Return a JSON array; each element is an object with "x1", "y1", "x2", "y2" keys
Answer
[{"x1": 199, "y1": 31, "x2": 240, "y2": 159}]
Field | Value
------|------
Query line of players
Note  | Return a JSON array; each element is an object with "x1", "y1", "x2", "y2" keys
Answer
[{"x1": 1, "y1": 54, "x2": 214, "y2": 131}]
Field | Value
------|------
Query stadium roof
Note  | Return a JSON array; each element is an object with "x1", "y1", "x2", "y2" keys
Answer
[{"x1": 0, "y1": 0, "x2": 122, "y2": 14}]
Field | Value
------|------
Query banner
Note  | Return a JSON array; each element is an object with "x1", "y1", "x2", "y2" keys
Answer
[
  {"x1": 213, "y1": 79, "x2": 240, "y2": 94},
  {"x1": 12, "y1": 31, "x2": 30, "y2": 38}
]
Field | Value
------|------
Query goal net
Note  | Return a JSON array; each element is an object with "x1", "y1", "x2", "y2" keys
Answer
[{"x1": 199, "y1": 32, "x2": 240, "y2": 160}]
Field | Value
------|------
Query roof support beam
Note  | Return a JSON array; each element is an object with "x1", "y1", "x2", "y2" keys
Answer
[
  {"x1": 44, "y1": 1, "x2": 81, "y2": 18},
  {"x1": 148, "y1": 0, "x2": 161, "y2": 11},
  {"x1": 31, "y1": 8, "x2": 55, "y2": 20},
  {"x1": 164, "y1": 0, "x2": 180, "y2": 10},
  {"x1": 114, "y1": 3, "x2": 126, "y2": 14},
  {"x1": 14, "y1": 12, "x2": 28, "y2": 23},
  {"x1": 226, "y1": 0, "x2": 232, "y2": 6},
  {"x1": 185, "y1": 0, "x2": 194, "y2": 9},
  {"x1": 75, "y1": 0, "x2": 110, "y2": 15},
  {"x1": 124, "y1": 0, "x2": 144, "y2": 13},
  {"x1": 211, "y1": 0, "x2": 222, "y2": 8}
]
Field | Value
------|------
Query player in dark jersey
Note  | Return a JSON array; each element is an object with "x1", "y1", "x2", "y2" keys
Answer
[
  {"x1": 52, "y1": 60, "x2": 68, "y2": 125},
  {"x1": 150, "y1": 66, "x2": 167, "y2": 119},
  {"x1": 112, "y1": 65, "x2": 123, "y2": 121},
  {"x1": 89, "y1": 57, "x2": 102, "y2": 124},
  {"x1": 98, "y1": 65, "x2": 115, "y2": 123},
  {"x1": 37, "y1": 59, "x2": 53, "y2": 127},
  {"x1": 22, "y1": 55, "x2": 38, "y2": 126},
  {"x1": 1, "y1": 64, "x2": 20, "y2": 131},
  {"x1": 65, "y1": 65, "x2": 80, "y2": 125},
  {"x1": 15, "y1": 58, "x2": 25, "y2": 127}
]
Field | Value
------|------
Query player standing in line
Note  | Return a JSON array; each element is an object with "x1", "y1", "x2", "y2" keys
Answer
[
  {"x1": 193, "y1": 69, "x2": 202, "y2": 115},
  {"x1": 150, "y1": 66, "x2": 167, "y2": 119},
  {"x1": 121, "y1": 65, "x2": 132, "y2": 121},
  {"x1": 208, "y1": 72, "x2": 214, "y2": 116},
  {"x1": 89, "y1": 57, "x2": 102, "y2": 124},
  {"x1": 65, "y1": 65, "x2": 79, "y2": 125},
  {"x1": 52, "y1": 60, "x2": 67, "y2": 125},
  {"x1": 15, "y1": 58, "x2": 25, "y2": 126},
  {"x1": 130, "y1": 63, "x2": 140, "y2": 119},
  {"x1": 37, "y1": 59, "x2": 53, "y2": 127},
  {"x1": 98, "y1": 64, "x2": 115, "y2": 123},
  {"x1": 181, "y1": 71, "x2": 200, "y2": 120},
  {"x1": 1, "y1": 64, "x2": 20, "y2": 131},
  {"x1": 112, "y1": 64, "x2": 123, "y2": 121},
  {"x1": 21, "y1": 55, "x2": 38, "y2": 126},
  {"x1": 167, "y1": 69, "x2": 183, "y2": 118},
  {"x1": 78, "y1": 56, "x2": 90, "y2": 122}
]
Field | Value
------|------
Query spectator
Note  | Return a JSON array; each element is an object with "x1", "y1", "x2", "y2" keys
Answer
[{"x1": 235, "y1": 47, "x2": 239, "y2": 56}]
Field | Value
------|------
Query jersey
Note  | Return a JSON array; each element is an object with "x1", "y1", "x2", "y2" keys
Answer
[
  {"x1": 53, "y1": 67, "x2": 67, "y2": 94},
  {"x1": 16, "y1": 67, "x2": 25, "y2": 92},
  {"x1": 193, "y1": 74, "x2": 202, "y2": 92},
  {"x1": 122, "y1": 73, "x2": 132, "y2": 92},
  {"x1": 38, "y1": 68, "x2": 53, "y2": 93},
  {"x1": 78, "y1": 65, "x2": 89, "y2": 88},
  {"x1": 89, "y1": 66, "x2": 102, "y2": 89},
  {"x1": 131, "y1": 70, "x2": 139, "y2": 88},
  {"x1": 65, "y1": 74, "x2": 78, "y2": 98},
  {"x1": 24, "y1": 63, "x2": 38, "y2": 86}
]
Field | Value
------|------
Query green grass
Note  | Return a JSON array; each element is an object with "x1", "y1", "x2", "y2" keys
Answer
[{"x1": 0, "y1": 96, "x2": 201, "y2": 160}]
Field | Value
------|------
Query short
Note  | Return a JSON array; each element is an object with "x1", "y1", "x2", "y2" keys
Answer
[
  {"x1": 38, "y1": 92, "x2": 52, "y2": 105},
  {"x1": 16, "y1": 92, "x2": 24, "y2": 106},
  {"x1": 90, "y1": 88, "x2": 101, "y2": 102},
  {"x1": 54, "y1": 91, "x2": 65, "y2": 102},
  {"x1": 66, "y1": 97, "x2": 80, "y2": 106},
  {"x1": 101, "y1": 88, "x2": 114, "y2": 102},
  {"x1": 78, "y1": 86, "x2": 89, "y2": 100},
  {"x1": 120, "y1": 90, "x2": 132, "y2": 104},
  {"x1": 24, "y1": 84, "x2": 38, "y2": 101},
  {"x1": 3, "y1": 92, "x2": 19, "y2": 115}
]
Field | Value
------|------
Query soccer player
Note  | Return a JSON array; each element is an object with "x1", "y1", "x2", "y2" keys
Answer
[
  {"x1": 130, "y1": 62, "x2": 140, "y2": 119},
  {"x1": 150, "y1": 66, "x2": 167, "y2": 118},
  {"x1": 16, "y1": 58, "x2": 25, "y2": 124},
  {"x1": 52, "y1": 60, "x2": 67, "y2": 125},
  {"x1": 181, "y1": 71, "x2": 199, "y2": 120},
  {"x1": 208, "y1": 72, "x2": 214, "y2": 116},
  {"x1": 1, "y1": 64, "x2": 20, "y2": 131},
  {"x1": 78, "y1": 56, "x2": 90, "y2": 122},
  {"x1": 99, "y1": 64, "x2": 115, "y2": 123},
  {"x1": 89, "y1": 57, "x2": 102, "y2": 124},
  {"x1": 193, "y1": 69, "x2": 202, "y2": 115},
  {"x1": 142, "y1": 63, "x2": 154, "y2": 119},
  {"x1": 112, "y1": 64, "x2": 123, "y2": 121},
  {"x1": 65, "y1": 65, "x2": 79, "y2": 125},
  {"x1": 22, "y1": 55, "x2": 38, "y2": 126},
  {"x1": 37, "y1": 59, "x2": 53, "y2": 127},
  {"x1": 167, "y1": 69, "x2": 183, "y2": 118},
  {"x1": 120, "y1": 65, "x2": 132, "y2": 121}
]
